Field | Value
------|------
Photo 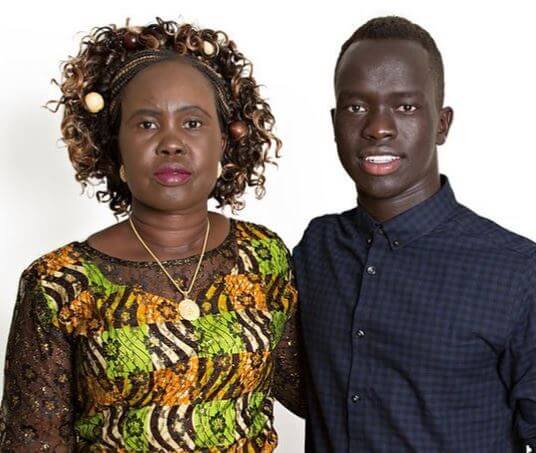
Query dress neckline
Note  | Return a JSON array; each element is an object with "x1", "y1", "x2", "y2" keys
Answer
[{"x1": 74, "y1": 218, "x2": 236, "y2": 268}]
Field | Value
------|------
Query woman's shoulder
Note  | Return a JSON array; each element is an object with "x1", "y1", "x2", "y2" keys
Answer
[
  {"x1": 21, "y1": 241, "x2": 88, "y2": 284},
  {"x1": 14, "y1": 243, "x2": 90, "y2": 331},
  {"x1": 233, "y1": 218, "x2": 289, "y2": 249},
  {"x1": 231, "y1": 218, "x2": 293, "y2": 278}
]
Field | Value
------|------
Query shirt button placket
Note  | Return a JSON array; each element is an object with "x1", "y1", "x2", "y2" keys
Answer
[{"x1": 348, "y1": 227, "x2": 384, "y2": 442}]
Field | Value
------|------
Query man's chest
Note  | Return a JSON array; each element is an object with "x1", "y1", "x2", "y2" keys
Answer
[{"x1": 299, "y1": 241, "x2": 517, "y2": 369}]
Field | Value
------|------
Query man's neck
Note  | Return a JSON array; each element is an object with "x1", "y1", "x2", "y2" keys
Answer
[{"x1": 357, "y1": 174, "x2": 441, "y2": 223}]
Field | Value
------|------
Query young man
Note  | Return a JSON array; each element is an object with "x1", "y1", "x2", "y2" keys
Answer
[{"x1": 293, "y1": 16, "x2": 536, "y2": 452}]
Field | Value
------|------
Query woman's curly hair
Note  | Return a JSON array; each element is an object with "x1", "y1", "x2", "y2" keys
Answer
[{"x1": 49, "y1": 17, "x2": 281, "y2": 216}]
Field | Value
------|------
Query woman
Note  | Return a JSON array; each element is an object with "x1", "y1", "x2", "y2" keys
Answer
[{"x1": 0, "y1": 18, "x2": 303, "y2": 451}]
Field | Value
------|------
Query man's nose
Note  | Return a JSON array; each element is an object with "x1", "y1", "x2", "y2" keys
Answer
[{"x1": 362, "y1": 109, "x2": 397, "y2": 141}]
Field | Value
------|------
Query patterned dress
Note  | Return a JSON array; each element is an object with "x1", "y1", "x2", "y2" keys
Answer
[{"x1": 0, "y1": 220, "x2": 304, "y2": 452}]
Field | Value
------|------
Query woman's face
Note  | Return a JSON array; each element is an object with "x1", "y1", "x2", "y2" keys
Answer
[{"x1": 118, "y1": 59, "x2": 225, "y2": 213}]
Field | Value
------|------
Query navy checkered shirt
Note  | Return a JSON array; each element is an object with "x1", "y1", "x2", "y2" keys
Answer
[{"x1": 293, "y1": 175, "x2": 536, "y2": 452}]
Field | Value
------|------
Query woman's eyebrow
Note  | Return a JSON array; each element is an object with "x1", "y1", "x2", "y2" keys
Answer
[
  {"x1": 127, "y1": 105, "x2": 213, "y2": 122},
  {"x1": 127, "y1": 108, "x2": 160, "y2": 121},
  {"x1": 177, "y1": 105, "x2": 213, "y2": 118}
]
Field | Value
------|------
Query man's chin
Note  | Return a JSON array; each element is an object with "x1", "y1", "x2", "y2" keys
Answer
[{"x1": 354, "y1": 176, "x2": 408, "y2": 200}]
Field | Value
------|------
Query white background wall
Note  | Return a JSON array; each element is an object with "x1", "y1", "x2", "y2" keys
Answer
[{"x1": 1, "y1": 1, "x2": 536, "y2": 451}]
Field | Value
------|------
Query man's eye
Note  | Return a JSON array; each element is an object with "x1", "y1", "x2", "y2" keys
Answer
[
  {"x1": 397, "y1": 104, "x2": 418, "y2": 113},
  {"x1": 347, "y1": 105, "x2": 367, "y2": 113},
  {"x1": 184, "y1": 119, "x2": 203, "y2": 129},
  {"x1": 139, "y1": 121, "x2": 157, "y2": 129}
]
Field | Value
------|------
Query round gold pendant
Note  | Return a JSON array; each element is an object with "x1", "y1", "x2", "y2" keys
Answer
[{"x1": 179, "y1": 298, "x2": 200, "y2": 321}]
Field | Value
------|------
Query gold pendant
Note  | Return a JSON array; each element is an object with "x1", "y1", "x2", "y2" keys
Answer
[{"x1": 179, "y1": 298, "x2": 200, "y2": 321}]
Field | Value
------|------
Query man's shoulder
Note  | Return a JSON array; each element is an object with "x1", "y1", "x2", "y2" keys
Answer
[
  {"x1": 300, "y1": 208, "x2": 358, "y2": 236},
  {"x1": 453, "y1": 204, "x2": 536, "y2": 260},
  {"x1": 293, "y1": 208, "x2": 358, "y2": 257}
]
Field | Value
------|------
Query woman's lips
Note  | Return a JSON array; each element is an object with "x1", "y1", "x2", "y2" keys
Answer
[
  {"x1": 153, "y1": 168, "x2": 192, "y2": 186},
  {"x1": 359, "y1": 155, "x2": 402, "y2": 176}
]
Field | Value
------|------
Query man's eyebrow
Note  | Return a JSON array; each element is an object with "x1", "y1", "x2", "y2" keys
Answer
[
  {"x1": 336, "y1": 90, "x2": 425, "y2": 103},
  {"x1": 337, "y1": 90, "x2": 365, "y2": 99},
  {"x1": 338, "y1": 89, "x2": 424, "y2": 97},
  {"x1": 389, "y1": 90, "x2": 424, "y2": 97},
  {"x1": 127, "y1": 105, "x2": 213, "y2": 122}
]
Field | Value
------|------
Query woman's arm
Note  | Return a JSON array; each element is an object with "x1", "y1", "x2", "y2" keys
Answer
[
  {"x1": 271, "y1": 254, "x2": 307, "y2": 418},
  {"x1": 272, "y1": 304, "x2": 307, "y2": 418},
  {"x1": 0, "y1": 268, "x2": 76, "y2": 452}
]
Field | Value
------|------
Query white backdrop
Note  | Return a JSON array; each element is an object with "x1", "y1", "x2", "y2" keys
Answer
[{"x1": 1, "y1": 1, "x2": 536, "y2": 451}]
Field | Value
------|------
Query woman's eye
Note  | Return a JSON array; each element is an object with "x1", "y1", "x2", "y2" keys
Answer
[
  {"x1": 139, "y1": 120, "x2": 157, "y2": 130},
  {"x1": 184, "y1": 119, "x2": 203, "y2": 129},
  {"x1": 347, "y1": 105, "x2": 367, "y2": 114},
  {"x1": 397, "y1": 104, "x2": 418, "y2": 113}
]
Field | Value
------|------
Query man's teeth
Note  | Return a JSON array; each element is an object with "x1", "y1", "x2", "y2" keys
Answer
[{"x1": 364, "y1": 155, "x2": 400, "y2": 164}]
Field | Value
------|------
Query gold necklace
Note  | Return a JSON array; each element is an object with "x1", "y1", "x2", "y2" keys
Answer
[{"x1": 128, "y1": 216, "x2": 211, "y2": 321}]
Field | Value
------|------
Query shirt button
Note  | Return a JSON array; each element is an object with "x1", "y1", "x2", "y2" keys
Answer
[
  {"x1": 393, "y1": 239, "x2": 401, "y2": 247},
  {"x1": 356, "y1": 329, "x2": 365, "y2": 338},
  {"x1": 378, "y1": 228, "x2": 385, "y2": 235},
  {"x1": 366, "y1": 237, "x2": 373, "y2": 245},
  {"x1": 351, "y1": 394, "x2": 361, "y2": 403},
  {"x1": 366, "y1": 265, "x2": 376, "y2": 275}
]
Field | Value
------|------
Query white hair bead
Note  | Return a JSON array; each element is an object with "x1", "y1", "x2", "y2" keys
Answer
[
  {"x1": 202, "y1": 40, "x2": 217, "y2": 56},
  {"x1": 84, "y1": 92, "x2": 104, "y2": 113}
]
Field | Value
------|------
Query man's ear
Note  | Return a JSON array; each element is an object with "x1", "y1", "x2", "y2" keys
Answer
[
  {"x1": 436, "y1": 107, "x2": 453, "y2": 145},
  {"x1": 330, "y1": 108, "x2": 336, "y2": 141}
]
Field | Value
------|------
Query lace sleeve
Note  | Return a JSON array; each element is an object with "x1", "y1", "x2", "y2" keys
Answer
[
  {"x1": 0, "y1": 268, "x2": 76, "y2": 452},
  {"x1": 272, "y1": 269, "x2": 307, "y2": 418}
]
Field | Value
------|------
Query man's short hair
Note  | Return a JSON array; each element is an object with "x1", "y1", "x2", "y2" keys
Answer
[{"x1": 335, "y1": 16, "x2": 445, "y2": 106}]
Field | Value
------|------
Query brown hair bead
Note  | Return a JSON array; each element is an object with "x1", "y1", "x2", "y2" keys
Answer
[
  {"x1": 123, "y1": 32, "x2": 138, "y2": 50},
  {"x1": 229, "y1": 121, "x2": 248, "y2": 140}
]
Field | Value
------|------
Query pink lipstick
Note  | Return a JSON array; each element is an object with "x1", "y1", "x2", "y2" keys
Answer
[{"x1": 154, "y1": 164, "x2": 192, "y2": 186}]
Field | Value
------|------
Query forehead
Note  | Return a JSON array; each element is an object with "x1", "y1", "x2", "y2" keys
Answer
[
  {"x1": 335, "y1": 39, "x2": 434, "y2": 98},
  {"x1": 121, "y1": 59, "x2": 217, "y2": 109}
]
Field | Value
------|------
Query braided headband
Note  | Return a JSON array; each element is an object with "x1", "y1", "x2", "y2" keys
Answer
[{"x1": 84, "y1": 48, "x2": 246, "y2": 139}]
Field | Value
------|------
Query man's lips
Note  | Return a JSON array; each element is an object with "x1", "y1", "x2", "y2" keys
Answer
[
  {"x1": 153, "y1": 164, "x2": 192, "y2": 186},
  {"x1": 358, "y1": 151, "x2": 403, "y2": 176}
]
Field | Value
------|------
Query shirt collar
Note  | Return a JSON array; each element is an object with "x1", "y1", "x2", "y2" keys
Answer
[{"x1": 355, "y1": 174, "x2": 459, "y2": 249}]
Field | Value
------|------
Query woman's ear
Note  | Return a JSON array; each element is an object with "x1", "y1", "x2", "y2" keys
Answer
[{"x1": 221, "y1": 134, "x2": 228, "y2": 152}]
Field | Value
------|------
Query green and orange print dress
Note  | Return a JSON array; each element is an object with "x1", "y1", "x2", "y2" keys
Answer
[{"x1": 0, "y1": 220, "x2": 304, "y2": 452}]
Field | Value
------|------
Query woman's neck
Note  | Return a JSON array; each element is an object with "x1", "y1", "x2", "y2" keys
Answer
[{"x1": 129, "y1": 201, "x2": 210, "y2": 256}]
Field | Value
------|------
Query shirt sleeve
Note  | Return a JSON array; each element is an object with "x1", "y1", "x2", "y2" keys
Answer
[
  {"x1": 272, "y1": 256, "x2": 307, "y2": 418},
  {"x1": 0, "y1": 268, "x2": 76, "y2": 452},
  {"x1": 505, "y1": 253, "x2": 536, "y2": 448}
]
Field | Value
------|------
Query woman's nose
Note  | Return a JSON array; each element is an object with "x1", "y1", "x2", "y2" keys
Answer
[{"x1": 156, "y1": 130, "x2": 187, "y2": 156}]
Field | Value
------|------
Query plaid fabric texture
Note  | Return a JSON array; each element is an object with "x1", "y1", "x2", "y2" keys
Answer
[{"x1": 293, "y1": 175, "x2": 536, "y2": 452}]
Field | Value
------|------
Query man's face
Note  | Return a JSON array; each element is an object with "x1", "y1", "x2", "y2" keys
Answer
[{"x1": 333, "y1": 39, "x2": 452, "y2": 200}]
